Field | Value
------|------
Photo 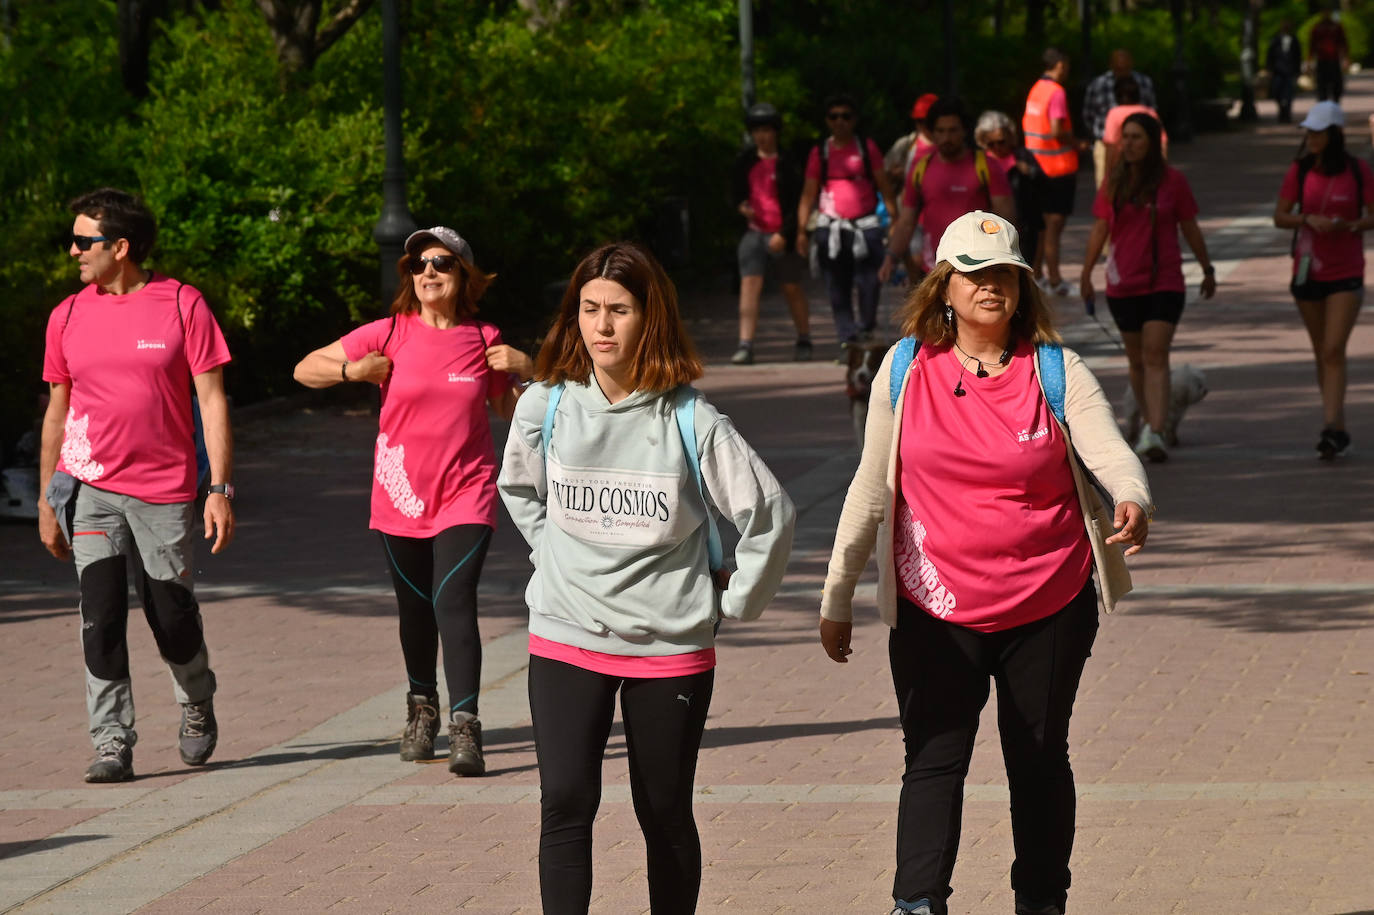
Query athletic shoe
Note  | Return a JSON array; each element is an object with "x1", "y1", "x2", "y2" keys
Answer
[
  {"x1": 1317, "y1": 427, "x2": 1351, "y2": 460},
  {"x1": 1134, "y1": 425, "x2": 1168, "y2": 463},
  {"x1": 399, "y1": 692, "x2": 440, "y2": 761},
  {"x1": 85, "y1": 737, "x2": 134, "y2": 783},
  {"x1": 1046, "y1": 278, "x2": 1071, "y2": 296},
  {"x1": 889, "y1": 899, "x2": 934, "y2": 915},
  {"x1": 448, "y1": 712, "x2": 485, "y2": 776},
  {"x1": 730, "y1": 344, "x2": 755, "y2": 365},
  {"x1": 794, "y1": 338, "x2": 813, "y2": 362},
  {"x1": 179, "y1": 698, "x2": 218, "y2": 766}
]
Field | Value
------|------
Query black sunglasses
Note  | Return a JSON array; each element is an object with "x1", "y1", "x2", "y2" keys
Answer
[
  {"x1": 827, "y1": 111, "x2": 856, "y2": 122},
  {"x1": 408, "y1": 254, "x2": 459, "y2": 275},
  {"x1": 70, "y1": 234, "x2": 111, "y2": 252}
]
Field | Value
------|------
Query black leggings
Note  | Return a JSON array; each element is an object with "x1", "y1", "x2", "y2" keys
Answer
[
  {"x1": 528, "y1": 655, "x2": 714, "y2": 915},
  {"x1": 379, "y1": 525, "x2": 491, "y2": 715}
]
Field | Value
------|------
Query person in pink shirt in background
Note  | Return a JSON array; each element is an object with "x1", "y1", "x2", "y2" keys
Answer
[
  {"x1": 820, "y1": 211, "x2": 1151, "y2": 915},
  {"x1": 1272, "y1": 101, "x2": 1374, "y2": 459},
  {"x1": 1100, "y1": 76, "x2": 1168, "y2": 175},
  {"x1": 294, "y1": 226, "x2": 533, "y2": 776}
]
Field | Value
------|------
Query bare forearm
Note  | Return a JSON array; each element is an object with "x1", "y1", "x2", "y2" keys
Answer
[
  {"x1": 294, "y1": 352, "x2": 349, "y2": 388},
  {"x1": 1179, "y1": 220, "x2": 1212, "y2": 270},
  {"x1": 1082, "y1": 220, "x2": 1109, "y2": 271}
]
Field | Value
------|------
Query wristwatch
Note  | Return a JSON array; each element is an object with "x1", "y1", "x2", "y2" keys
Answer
[{"x1": 208, "y1": 483, "x2": 235, "y2": 500}]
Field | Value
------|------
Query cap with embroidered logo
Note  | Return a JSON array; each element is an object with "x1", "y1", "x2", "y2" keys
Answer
[
  {"x1": 404, "y1": 226, "x2": 474, "y2": 263},
  {"x1": 935, "y1": 210, "x2": 1030, "y2": 273}
]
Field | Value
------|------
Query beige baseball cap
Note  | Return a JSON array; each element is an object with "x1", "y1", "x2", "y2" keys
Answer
[{"x1": 935, "y1": 211, "x2": 1030, "y2": 273}]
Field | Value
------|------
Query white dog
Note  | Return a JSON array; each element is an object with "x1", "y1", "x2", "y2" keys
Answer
[{"x1": 1122, "y1": 363, "x2": 1208, "y2": 447}]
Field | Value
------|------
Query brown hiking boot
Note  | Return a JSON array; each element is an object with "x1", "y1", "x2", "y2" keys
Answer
[
  {"x1": 448, "y1": 712, "x2": 484, "y2": 776},
  {"x1": 399, "y1": 692, "x2": 439, "y2": 761}
]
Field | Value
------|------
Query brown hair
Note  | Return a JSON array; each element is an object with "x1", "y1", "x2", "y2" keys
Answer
[
  {"x1": 897, "y1": 262, "x2": 1060, "y2": 345},
  {"x1": 388, "y1": 253, "x2": 495, "y2": 318},
  {"x1": 535, "y1": 242, "x2": 703, "y2": 391}
]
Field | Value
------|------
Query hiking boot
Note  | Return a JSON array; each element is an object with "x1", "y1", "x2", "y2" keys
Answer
[
  {"x1": 889, "y1": 899, "x2": 934, "y2": 915},
  {"x1": 1317, "y1": 427, "x2": 1351, "y2": 460},
  {"x1": 448, "y1": 711, "x2": 485, "y2": 776},
  {"x1": 85, "y1": 737, "x2": 134, "y2": 783},
  {"x1": 730, "y1": 344, "x2": 755, "y2": 365},
  {"x1": 793, "y1": 338, "x2": 813, "y2": 362},
  {"x1": 1134, "y1": 425, "x2": 1168, "y2": 463},
  {"x1": 399, "y1": 692, "x2": 440, "y2": 761},
  {"x1": 179, "y1": 698, "x2": 218, "y2": 766}
]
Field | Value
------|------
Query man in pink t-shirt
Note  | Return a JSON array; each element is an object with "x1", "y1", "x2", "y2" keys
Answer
[
  {"x1": 880, "y1": 97, "x2": 1015, "y2": 282},
  {"x1": 39, "y1": 188, "x2": 234, "y2": 783}
]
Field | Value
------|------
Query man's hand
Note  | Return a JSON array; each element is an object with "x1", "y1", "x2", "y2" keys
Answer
[
  {"x1": 38, "y1": 501, "x2": 70, "y2": 560},
  {"x1": 819, "y1": 617, "x2": 854, "y2": 663},
  {"x1": 204, "y1": 493, "x2": 235, "y2": 554}
]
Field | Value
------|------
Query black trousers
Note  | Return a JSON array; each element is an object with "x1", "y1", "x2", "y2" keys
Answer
[
  {"x1": 888, "y1": 578, "x2": 1098, "y2": 915},
  {"x1": 379, "y1": 525, "x2": 491, "y2": 715},
  {"x1": 528, "y1": 654, "x2": 714, "y2": 915}
]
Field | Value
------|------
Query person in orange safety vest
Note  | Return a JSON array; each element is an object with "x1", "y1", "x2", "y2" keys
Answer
[{"x1": 1022, "y1": 48, "x2": 1085, "y2": 297}]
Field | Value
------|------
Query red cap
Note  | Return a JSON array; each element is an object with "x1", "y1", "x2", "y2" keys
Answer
[{"x1": 910, "y1": 93, "x2": 938, "y2": 120}]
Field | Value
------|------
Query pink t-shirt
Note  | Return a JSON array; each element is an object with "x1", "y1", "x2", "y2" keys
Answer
[
  {"x1": 42, "y1": 275, "x2": 231, "y2": 504},
  {"x1": 1101, "y1": 104, "x2": 1169, "y2": 154},
  {"x1": 342, "y1": 313, "x2": 512, "y2": 536},
  {"x1": 902, "y1": 150, "x2": 1012, "y2": 265},
  {"x1": 1092, "y1": 166, "x2": 1199, "y2": 296},
  {"x1": 747, "y1": 155, "x2": 784, "y2": 234},
  {"x1": 805, "y1": 137, "x2": 884, "y2": 219},
  {"x1": 1280, "y1": 158, "x2": 1374, "y2": 282},
  {"x1": 528, "y1": 634, "x2": 716, "y2": 678},
  {"x1": 894, "y1": 343, "x2": 1092, "y2": 632}
]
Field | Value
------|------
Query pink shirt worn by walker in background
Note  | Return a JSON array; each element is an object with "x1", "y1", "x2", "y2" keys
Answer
[
  {"x1": 1280, "y1": 158, "x2": 1374, "y2": 282},
  {"x1": 902, "y1": 150, "x2": 1013, "y2": 266},
  {"x1": 747, "y1": 156, "x2": 784, "y2": 234},
  {"x1": 895, "y1": 343, "x2": 1092, "y2": 632},
  {"x1": 43, "y1": 275, "x2": 232, "y2": 504},
  {"x1": 805, "y1": 137, "x2": 884, "y2": 220},
  {"x1": 1092, "y1": 166, "x2": 1199, "y2": 297},
  {"x1": 342, "y1": 313, "x2": 512, "y2": 537}
]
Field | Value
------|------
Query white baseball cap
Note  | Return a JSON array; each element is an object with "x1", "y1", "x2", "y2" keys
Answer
[
  {"x1": 404, "y1": 226, "x2": 474, "y2": 263},
  {"x1": 935, "y1": 211, "x2": 1030, "y2": 273},
  {"x1": 1300, "y1": 100, "x2": 1345, "y2": 131}
]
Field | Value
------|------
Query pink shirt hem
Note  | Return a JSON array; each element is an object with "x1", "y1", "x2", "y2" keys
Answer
[{"x1": 528, "y1": 634, "x2": 716, "y2": 678}]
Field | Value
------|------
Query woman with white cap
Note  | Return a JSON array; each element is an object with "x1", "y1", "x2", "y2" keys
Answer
[
  {"x1": 1273, "y1": 100, "x2": 1374, "y2": 459},
  {"x1": 818, "y1": 211, "x2": 1152, "y2": 915},
  {"x1": 293, "y1": 227, "x2": 532, "y2": 775}
]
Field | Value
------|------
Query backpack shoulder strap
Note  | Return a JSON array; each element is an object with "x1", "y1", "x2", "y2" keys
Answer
[
  {"x1": 818, "y1": 138, "x2": 829, "y2": 183},
  {"x1": 381, "y1": 313, "x2": 399, "y2": 355},
  {"x1": 540, "y1": 381, "x2": 565, "y2": 460},
  {"x1": 974, "y1": 149, "x2": 991, "y2": 200},
  {"x1": 857, "y1": 132, "x2": 876, "y2": 186},
  {"x1": 888, "y1": 336, "x2": 920, "y2": 411},
  {"x1": 674, "y1": 386, "x2": 723, "y2": 572},
  {"x1": 1036, "y1": 342, "x2": 1067, "y2": 424},
  {"x1": 909, "y1": 150, "x2": 935, "y2": 200}
]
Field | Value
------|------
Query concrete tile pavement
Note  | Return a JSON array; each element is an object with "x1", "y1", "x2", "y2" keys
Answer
[{"x1": 2, "y1": 80, "x2": 1374, "y2": 913}]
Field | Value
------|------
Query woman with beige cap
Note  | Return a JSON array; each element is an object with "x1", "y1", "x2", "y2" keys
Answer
[
  {"x1": 293, "y1": 227, "x2": 532, "y2": 776},
  {"x1": 818, "y1": 211, "x2": 1152, "y2": 915}
]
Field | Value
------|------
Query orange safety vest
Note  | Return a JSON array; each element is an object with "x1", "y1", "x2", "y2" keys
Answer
[{"x1": 1022, "y1": 77, "x2": 1078, "y2": 177}]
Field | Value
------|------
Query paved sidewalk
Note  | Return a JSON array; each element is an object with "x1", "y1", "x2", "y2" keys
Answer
[{"x1": 2, "y1": 81, "x2": 1373, "y2": 914}]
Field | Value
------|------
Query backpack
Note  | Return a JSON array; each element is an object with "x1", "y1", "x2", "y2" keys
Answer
[
  {"x1": 907, "y1": 148, "x2": 993, "y2": 210},
  {"x1": 540, "y1": 383, "x2": 723, "y2": 571},
  {"x1": 819, "y1": 134, "x2": 877, "y2": 193},
  {"x1": 887, "y1": 336, "x2": 1067, "y2": 424}
]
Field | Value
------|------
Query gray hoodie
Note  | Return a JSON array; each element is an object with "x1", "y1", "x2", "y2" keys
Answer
[{"x1": 498, "y1": 379, "x2": 795, "y2": 656}]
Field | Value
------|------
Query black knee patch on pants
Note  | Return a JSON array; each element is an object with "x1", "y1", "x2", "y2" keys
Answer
[
  {"x1": 140, "y1": 575, "x2": 204, "y2": 666},
  {"x1": 80, "y1": 556, "x2": 131, "y2": 682}
]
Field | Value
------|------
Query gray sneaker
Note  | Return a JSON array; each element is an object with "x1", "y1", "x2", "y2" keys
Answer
[
  {"x1": 730, "y1": 344, "x2": 755, "y2": 365},
  {"x1": 85, "y1": 737, "x2": 134, "y2": 783},
  {"x1": 179, "y1": 698, "x2": 218, "y2": 765},
  {"x1": 448, "y1": 712, "x2": 485, "y2": 776},
  {"x1": 890, "y1": 899, "x2": 934, "y2": 915},
  {"x1": 399, "y1": 692, "x2": 440, "y2": 761}
]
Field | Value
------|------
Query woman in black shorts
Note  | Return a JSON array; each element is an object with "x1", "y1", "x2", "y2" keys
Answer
[{"x1": 1081, "y1": 112, "x2": 1215, "y2": 462}]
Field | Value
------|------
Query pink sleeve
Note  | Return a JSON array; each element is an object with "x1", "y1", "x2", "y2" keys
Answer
[
  {"x1": 1102, "y1": 109, "x2": 1122, "y2": 145},
  {"x1": 484, "y1": 324, "x2": 514, "y2": 401},
  {"x1": 340, "y1": 317, "x2": 392, "y2": 361},
  {"x1": 180, "y1": 287, "x2": 232, "y2": 376},
  {"x1": 1048, "y1": 86, "x2": 1068, "y2": 122},
  {"x1": 41, "y1": 300, "x2": 72, "y2": 384},
  {"x1": 1173, "y1": 170, "x2": 1199, "y2": 222},
  {"x1": 804, "y1": 146, "x2": 821, "y2": 180},
  {"x1": 1091, "y1": 185, "x2": 1112, "y2": 221},
  {"x1": 1278, "y1": 161, "x2": 1300, "y2": 203},
  {"x1": 986, "y1": 157, "x2": 1012, "y2": 197}
]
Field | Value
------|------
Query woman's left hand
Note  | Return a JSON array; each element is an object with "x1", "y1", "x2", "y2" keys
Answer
[
  {"x1": 1106, "y1": 500, "x2": 1149, "y2": 556},
  {"x1": 1200, "y1": 274, "x2": 1217, "y2": 299},
  {"x1": 486, "y1": 344, "x2": 534, "y2": 381}
]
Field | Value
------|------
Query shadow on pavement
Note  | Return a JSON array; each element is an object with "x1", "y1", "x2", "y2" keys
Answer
[{"x1": 0, "y1": 833, "x2": 109, "y2": 860}]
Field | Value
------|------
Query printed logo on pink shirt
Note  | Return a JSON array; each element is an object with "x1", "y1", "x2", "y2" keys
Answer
[
  {"x1": 1017, "y1": 426, "x2": 1050, "y2": 443},
  {"x1": 61, "y1": 408, "x2": 106, "y2": 482},
  {"x1": 136, "y1": 339, "x2": 167, "y2": 350},
  {"x1": 374, "y1": 433, "x2": 425, "y2": 518},
  {"x1": 895, "y1": 502, "x2": 957, "y2": 618}
]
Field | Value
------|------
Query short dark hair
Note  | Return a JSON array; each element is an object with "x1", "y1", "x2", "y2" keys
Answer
[
  {"x1": 68, "y1": 188, "x2": 158, "y2": 264},
  {"x1": 1042, "y1": 47, "x2": 1068, "y2": 69},
  {"x1": 1114, "y1": 75, "x2": 1141, "y2": 104},
  {"x1": 823, "y1": 92, "x2": 859, "y2": 115},
  {"x1": 925, "y1": 96, "x2": 968, "y2": 129}
]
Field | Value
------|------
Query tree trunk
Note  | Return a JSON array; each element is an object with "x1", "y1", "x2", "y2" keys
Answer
[
  {"x1": 255, "y1": 0, "x2": 376, "y2": 76},
  {"x1": 1027, "y1": 0, "x2": 1047, "y2": 44},
  {"x1": 117, "y1": 0, "x2": 168, "y2": 97}
]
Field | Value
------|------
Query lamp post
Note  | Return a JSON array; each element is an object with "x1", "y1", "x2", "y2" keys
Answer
[
  {"x1": 1169, "y1": 0, "x2": 1194, "y2": 142},
  {"x1": 739, "y1": 0, "x2": 755, "y2": 112},
  {"x1": 372, "y1": 0, "x2": 416, "y2": 305},
  {"x1": 1239, "y1": 0, "x2": 1261, "y2": 122},
  {"x1": 942, "y1": 0, "x2": 956, "y2": 95}
]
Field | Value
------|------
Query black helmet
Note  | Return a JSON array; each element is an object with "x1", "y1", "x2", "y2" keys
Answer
[{"x1": 745, "y1": 101, "x2": 782, "y2": 130}]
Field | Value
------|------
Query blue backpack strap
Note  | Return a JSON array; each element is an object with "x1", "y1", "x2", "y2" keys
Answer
[
  {"x1": 888, "y1": 336, "x2": 920, "y2": 411},
  {"x1": 1036, "y1": 342, "x2": 1067, "y2": 424},
  {"x1": 540, "y1": 382, "x2": 565, "y2": 460},
  {"x1": 675, "y1": 386, "x2": 723, "y2": 572}
]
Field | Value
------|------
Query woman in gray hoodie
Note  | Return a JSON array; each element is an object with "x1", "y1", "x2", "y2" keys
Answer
[{"x1": 499, "y1": 242, "x2": 795, "y2": 914}]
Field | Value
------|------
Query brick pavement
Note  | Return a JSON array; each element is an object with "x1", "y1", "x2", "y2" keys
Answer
[{"x1": 2, "y1": 80, "x2": 1374, "y2": 914}]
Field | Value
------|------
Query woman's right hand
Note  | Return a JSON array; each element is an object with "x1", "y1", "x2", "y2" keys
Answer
[
  {"x1": 1079, "y1": 271, "x2": 1094, "y2": 304},
  {"x1": 819, "y1": 617, "x2": 853, "y2": 663},
  {"x1": 1305, "y1": 214, "x2": 1339, "y2": 233},
  {"x1": 348, "y1": 350, "x2": 392, "y2": 385}
]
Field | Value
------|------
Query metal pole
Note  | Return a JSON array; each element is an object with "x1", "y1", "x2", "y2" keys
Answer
[
  {"x1": 1238, "y1": 0, "x2": 1260, "y2": 122},
  {"x1": 739, "y1": 0, "x2": 755, "y2": 112},
  {"x1": 1080, "y1": 0, "x2": 1093, "y2": 75},
  {"x1": 942, "y1": 0, "x2": 956, "y2": 95},
  {"x1": 373, "y1": 0, "x2": 416, "y2": 306},
  {"x1": 1170, "y1": 0, "x2": 1194, "y2": 142}
]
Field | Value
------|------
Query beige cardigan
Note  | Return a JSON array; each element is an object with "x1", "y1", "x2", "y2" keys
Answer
[{"x1": 820, "y1": 343, "x2": 1153, "y2": 625}]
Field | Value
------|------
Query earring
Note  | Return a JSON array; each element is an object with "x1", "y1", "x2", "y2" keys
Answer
[{"x1": 944, "y1": 304, "x2": 954, "y2": 324}]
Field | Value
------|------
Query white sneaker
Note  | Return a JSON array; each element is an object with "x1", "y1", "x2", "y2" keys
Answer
[{"x1": 1134, "y1": 425, "x2": 1168, "y2": 463}]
